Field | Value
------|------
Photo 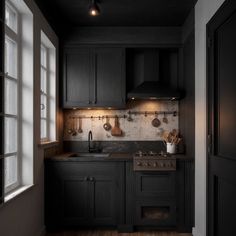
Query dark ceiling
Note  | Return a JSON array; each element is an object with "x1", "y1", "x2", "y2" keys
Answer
[{"x1": 35, "y1": 0, "x2": 197, "y2": 33}]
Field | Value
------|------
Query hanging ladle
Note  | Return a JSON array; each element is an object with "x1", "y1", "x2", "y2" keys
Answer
[
  {"x1": 127, "y1": 111, "x2": 133, "y2": 122},
  {"x1": 78, "y1": 117, "x2": 83, "y2": 133},
  {"x1": 72, "y1": 118, "x2": 77, "y2": 136},
  {"x1": 162, "y1": 112, "x2": 168, "y2": 124}
]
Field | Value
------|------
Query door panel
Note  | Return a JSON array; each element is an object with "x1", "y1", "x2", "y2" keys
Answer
[
  {"x1": 135, "y1": 172, "x2": 175, "y2": 197},
  {"x1": 94, "y1": 48, "x2": 125, "y2": 107},
  {"x1": 216, "y1": 14, "x2": 236, "y2": 159},
  {"x1": 207, "y1": 1, "x2": 236, "y2": 235},
  {"x1": 63, "y1": 48, "x2": 93, "y2": 107},
  {"x1": 91, "y1": 176, "x2": 118, "y2": 225},
  {"x1": 63, "y1": 178, "x2": 90, "y2": 225}
]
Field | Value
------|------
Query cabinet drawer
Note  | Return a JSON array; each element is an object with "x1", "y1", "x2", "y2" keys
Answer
[
  {"x1": 135, "y1": 199, "x2": 176, "y2": 227},
  {"x1": 135, "y1": 172, "x2": 176, "y2": 197},
  {"x1": 50, "y1": 162, "x2": 119, "y2": 177}
]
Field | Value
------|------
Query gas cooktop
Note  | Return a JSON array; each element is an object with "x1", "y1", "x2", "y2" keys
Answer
[{"x1": 133, "y1": 151, "x2": 176, "y2": 171}]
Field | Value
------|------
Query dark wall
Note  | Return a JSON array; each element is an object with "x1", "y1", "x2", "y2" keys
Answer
[
  {"x1": 179, "y1": 10, "x2": 195, "y2": 159},
  {"x1": 62, "y1": 27, "x2": 182, "y2": 46}
]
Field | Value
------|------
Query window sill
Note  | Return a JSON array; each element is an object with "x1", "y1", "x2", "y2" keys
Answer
[
  {"x1": 38, "y1": 140, "x2": 60, "y2": 149},
  {"x1": 2, "y1": 185, "x2": 34, "y2": 207}
]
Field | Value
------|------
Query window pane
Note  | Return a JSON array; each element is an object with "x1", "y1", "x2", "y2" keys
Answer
[
  {"x1": 41, "y1": 46, "x2": 47, "y2": 67},
  {"x1": 40, "y1": 67, "x2": 47, "y2": 93},
  {"x1": 41, "y1": 94, "x2": 47, "y2": 118},
  {"x1": 4, "y1": 155, "x2": 18, "y2": 189},
  {"x1": 41, "y1": 119, "x2": 47, "y2": 139},
  {"x1": 5, "y1": 38, "x2": 17, "y2": 78},
  {"x1": 5, "y1": 5, "x2": 17, "y2": 33},
  {"x1": 4, "y1": 117, "x2": 17, "y2": 154},
  {"x1": 5, "y1": 78, "x2": 17, "y2": 115}
]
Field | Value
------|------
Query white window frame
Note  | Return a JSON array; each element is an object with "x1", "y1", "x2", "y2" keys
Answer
[
  {"x1": 40, "y1": 31, "x2": 57, "y2": 144},
  {"x1": 3, "y1": 1, "x2": 22, "y2": 194},
  {"x1": 40, "y1": 44, "x2": 50, "y2": 142}
]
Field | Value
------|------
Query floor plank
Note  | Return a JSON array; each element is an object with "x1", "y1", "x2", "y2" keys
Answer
[{"x1": 46, "y1": 229, "x2": 192, "y2": 236}]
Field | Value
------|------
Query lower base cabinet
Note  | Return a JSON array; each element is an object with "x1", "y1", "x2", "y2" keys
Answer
[
  {"x1": 126, "y1": 163, "x2": 177, "y2": 228},
  {"x1": 45, "y1": 161, "x2": 125, "y2": 228},
  {"x1": 45, "y1": 159, "x2": 194, "y2": 232}
]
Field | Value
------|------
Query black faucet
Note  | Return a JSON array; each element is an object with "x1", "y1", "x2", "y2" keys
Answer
[{"x1": 88, "y1": 130, "x2": 102, "y2": 153}]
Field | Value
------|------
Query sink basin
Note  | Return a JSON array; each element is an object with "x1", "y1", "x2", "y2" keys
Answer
[{"x1": 69, "y1": 153, "x2": 110, "y2": 158}]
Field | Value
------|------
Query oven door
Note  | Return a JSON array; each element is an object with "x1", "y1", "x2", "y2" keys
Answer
[{"x1": 135, "y1": 198, "x2": 176, "y2": 227}]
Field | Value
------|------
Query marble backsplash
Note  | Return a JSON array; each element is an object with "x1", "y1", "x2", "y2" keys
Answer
[{"x1": 63, "y1": 100, "x2": 179, "y2": 141}]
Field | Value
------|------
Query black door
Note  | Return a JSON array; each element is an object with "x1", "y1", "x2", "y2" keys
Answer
[{"x1": 207, "y1": 1, "x2": 236, "y2": 236}]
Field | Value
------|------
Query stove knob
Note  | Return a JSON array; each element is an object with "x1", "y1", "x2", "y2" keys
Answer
[
  {"x1": 153, "y1": 162, "x2": 157, "y2": 167},
  {"x1": 137, "y1": 161, "x2": 142, "y2": 166},
  {"x1": 160, "y1": 162, "x2": 164, "y2": 167}
]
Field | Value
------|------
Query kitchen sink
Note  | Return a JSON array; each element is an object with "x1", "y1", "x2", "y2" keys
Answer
[{"x1": 69, "y1": 153, "x2": 110, "y2": 158}]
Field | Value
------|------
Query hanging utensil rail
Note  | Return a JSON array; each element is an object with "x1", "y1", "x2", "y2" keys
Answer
[
  {"x1": 128, "y1": 111, "x2": 177, "y2": 117},
  {"x1": 69, "y1": 115, "x2": 127, "y2": 120}
]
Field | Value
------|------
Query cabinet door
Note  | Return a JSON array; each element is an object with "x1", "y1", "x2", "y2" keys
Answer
[
  {"x1": 63, "y1": 48, "x2": 93, "y2": 107},
  {"x1": 135, "y1": 172, "x2": 176, "y2": 198},
  {"x1": 62, "y1": 177, "x2": 90, "y2": 225},
  {"x1": 90, "y1": 175, "x2": 119, "y2": 226},
  {"x1": 94, "y1": 48, "x2": 126, "y2": 107}
]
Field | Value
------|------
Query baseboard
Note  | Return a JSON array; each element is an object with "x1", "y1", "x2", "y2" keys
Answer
[
  {"x1": 37, "y1": 226, "x2": 46, "y2": 236},
  {"x1": 192, "y1": 227, "x2": 203, "y2": 236}
]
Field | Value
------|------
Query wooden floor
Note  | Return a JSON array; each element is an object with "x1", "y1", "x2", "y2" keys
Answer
[{"x1": 46, "y1": 229, "x2": 192, "y2": 236}]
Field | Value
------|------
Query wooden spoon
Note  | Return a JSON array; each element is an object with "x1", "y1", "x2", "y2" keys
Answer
[{"x1": 111, "y1": 116, "x2": 122, "y2": 136}]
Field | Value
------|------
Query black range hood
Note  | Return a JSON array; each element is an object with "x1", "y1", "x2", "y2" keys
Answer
[
  {"x1": 127, "y1": 81, "x2": 181, "y2": 100},
  {"x1": 127, "y1": 48, "x2": 182, "y2": 101}
]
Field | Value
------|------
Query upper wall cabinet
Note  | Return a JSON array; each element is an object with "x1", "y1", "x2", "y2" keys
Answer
[{"x1": 63, "y1": 47, "x2": 126, "y2": 108}]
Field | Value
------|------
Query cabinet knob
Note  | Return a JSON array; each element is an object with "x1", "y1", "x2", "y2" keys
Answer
[{"x1": 137, "y1": 161, "x2": 142, "y2": 166}]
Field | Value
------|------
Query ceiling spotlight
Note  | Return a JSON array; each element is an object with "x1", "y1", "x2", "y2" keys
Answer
[{"x1": 89, "y1": 0, "x2": 100, "y2": 16}]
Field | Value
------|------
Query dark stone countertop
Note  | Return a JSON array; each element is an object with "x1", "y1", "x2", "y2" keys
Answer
[{"x1": 45, "y1": 152, "x2": 193, "y2": 162}]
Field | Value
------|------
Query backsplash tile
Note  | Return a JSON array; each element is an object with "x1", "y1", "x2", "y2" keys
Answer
[{"x1": 64, "y1": 101, "x2": 178, "y2": 141}]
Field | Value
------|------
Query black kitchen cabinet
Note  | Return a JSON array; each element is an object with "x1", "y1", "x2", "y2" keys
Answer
[
  {"x1": 45, "y1": 161, "x2": 125, "y2": 228},
  {"x1": 63, "y1": 48, "x2": 93, "y2": 107},
  {"x1": 63, "y1": 47, "x2": 126, "y2": 108},
  {"x1": 126, "y1": 163, "x2": 177, "y2": 228},
  {"x1": 94, "y1": 48, "x2": 126, "y2": 107}
]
